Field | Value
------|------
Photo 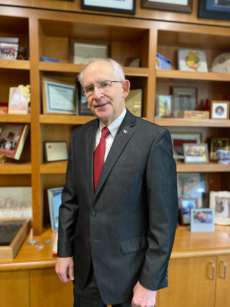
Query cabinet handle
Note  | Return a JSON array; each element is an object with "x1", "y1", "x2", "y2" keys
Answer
[
  {"x1": 209, "y1": 262, "x2": 215, "y2": 280},
  {"x1": 220, "y1": 261, "x2": 227, "y2": 279}
]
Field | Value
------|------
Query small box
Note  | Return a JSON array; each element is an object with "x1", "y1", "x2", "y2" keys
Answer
[{"x1": 178, "y1": 110, "x2": 209, "y2": 119}]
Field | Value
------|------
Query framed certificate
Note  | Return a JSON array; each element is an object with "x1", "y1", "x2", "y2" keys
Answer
[
  {"x1": 42, "y1": 77, "x2": 76, "y2": 115},
  {"x1": 44, "y1": 141, "x2": 68, "y2": 162},
  {"x1": 125, "y1": 88, "x2": 143, "y2": 117},
  {"x1": 81, "y1": 0, "x2": 136, "y2": 15},
  {"x1": 142, "y1": 0, "x2": 192, "y2": 13},
  {"x1": 47, "y1": 187, "x2": 63, "y2": 232}
]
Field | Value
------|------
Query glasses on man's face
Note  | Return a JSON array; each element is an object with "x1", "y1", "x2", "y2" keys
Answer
[{"x1": 83, "y1": 80, "x2": 122, "y2": 97}]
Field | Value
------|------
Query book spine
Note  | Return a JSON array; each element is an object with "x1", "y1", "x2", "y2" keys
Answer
[{"x1": 41, "y1": 56, "x2": 60, "y2": 63}]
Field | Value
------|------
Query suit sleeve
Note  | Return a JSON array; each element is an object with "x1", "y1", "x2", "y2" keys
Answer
[
  {"x1": 139, "y1": 127, "x2": 178, "y2": 290},
  {"x1": 57, "y1": 132, "x2": 79, "y2": 257}
]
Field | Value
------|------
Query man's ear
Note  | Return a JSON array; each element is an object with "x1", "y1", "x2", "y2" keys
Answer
[{"x1": 122, "y1": 80, "x2": 130, "y2": 98}]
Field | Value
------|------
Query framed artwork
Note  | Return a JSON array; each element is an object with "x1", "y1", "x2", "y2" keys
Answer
[
  {"x1": 47, "y1": 187, "x2": 64, "y2": 232},
  {"x1": 155, "y1": 95, "x2": 173, "y2": 118},
  {"x1": 78, "y1": 83, "x2": 94, "y2": 116},
  {"x1": 177, "y1": 172, "x2": 207, "y2": 208},
  {"x1": 190, "y1": 209, "x2": 215, "y2": 232},
  {"x1": 183, "y1": 143, "x2": 209, "y2": 164},
  {"x1": 178, "y1": 50, "x2": 208, "y2": 72},
  {"x1": 179, "y1": 197, "x2": 198, "y2": 225},
  {"x1": 81, "y1": 0, "x2": 136, "y2": 15},
  {"x1": 42, "y1": 77, "x2": 76, "y2": 115},
  {"x1": 170, "y1": 132, "x2": 203, "y2": 160},
  {"x1": 211, "y1": 101, "x2": 229, "y2": 119},
  {"x1": 199, "y1": 0, "x2": 230, "y2": 21},
  {"x1": 210, "y1": 138, "x2": 229, "y2": 160},
  {"x1": 125, "y1": 88, "x2": 143, "y2": 117},
  {"x1": 210, "y1": 191, "x2": 230, "y2": 225},
  {"x1": 142, "y1": 0, "x2": 192, "y2": 13},
  {"x1": 70, "y1": 38, "x2": 111, "y2": 65},
  {"x1": 172, "y1": 87, "x2": 197, "y2": 118}
]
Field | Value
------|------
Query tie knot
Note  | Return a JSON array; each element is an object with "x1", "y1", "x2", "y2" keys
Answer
[{"x1": 101, "y1": 127, "x2": 110, "y2": 139}]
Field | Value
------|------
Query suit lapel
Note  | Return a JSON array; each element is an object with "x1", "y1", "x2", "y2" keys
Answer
[
  {"x1": 85, "y1": 119, "x2": 98, "y2": 202},
  {"x1": 94, "y1": 110, "x2": 136, "y2": 200}
]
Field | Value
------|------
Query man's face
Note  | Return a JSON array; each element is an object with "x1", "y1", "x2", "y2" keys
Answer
[{"x1": 82, "y1": 61, "x2": 130, "y2": 126}]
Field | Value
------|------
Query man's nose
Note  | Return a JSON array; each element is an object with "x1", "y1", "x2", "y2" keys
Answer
[{"x1": 92, "y1": 86, "x2": 103, "y2": 100}]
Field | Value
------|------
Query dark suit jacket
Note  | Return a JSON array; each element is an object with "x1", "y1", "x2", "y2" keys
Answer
[{"x1": 58, "y1": 110, "x2": 178, "y2": 305}]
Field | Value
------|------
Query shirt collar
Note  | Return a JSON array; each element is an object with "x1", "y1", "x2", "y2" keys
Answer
[{"x1": 99, "y1": 108, "x2": 127, "y2": 138}]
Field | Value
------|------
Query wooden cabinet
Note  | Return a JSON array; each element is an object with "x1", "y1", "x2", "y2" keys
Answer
[{"x1": 215, "y1": 255, "x2": 230, "y2": 307}]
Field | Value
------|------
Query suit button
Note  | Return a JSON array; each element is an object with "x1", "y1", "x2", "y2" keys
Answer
[{"x1": 92, "y1": 211, "x2": 96, "y2": 217}]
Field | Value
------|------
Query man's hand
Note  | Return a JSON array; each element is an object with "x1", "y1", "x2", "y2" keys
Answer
[
  {"x1": 131, "y1": 281, "x2": 156, "y2": 307},
  {"x1": 55, "y1": 257, "x2": 74, "y2": 283}
]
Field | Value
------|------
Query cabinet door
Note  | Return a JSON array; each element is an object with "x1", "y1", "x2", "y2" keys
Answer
[
  {"x1": 158, "y1": 257, "x2": 217, "y2": 307},
  {"x1": 30, "y1": 268, "x2": 74, "y2": 307},
  {"x1": 0, "y1": 270, "x2": 30, "y2": 307},
  {"x1": 215, "y1": 255, "x2": 230, "y2": 307}
]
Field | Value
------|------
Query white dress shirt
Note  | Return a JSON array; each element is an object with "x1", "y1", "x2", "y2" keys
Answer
[{"x1": 95, "y1": 108, "x2": 127, "y2": 162}]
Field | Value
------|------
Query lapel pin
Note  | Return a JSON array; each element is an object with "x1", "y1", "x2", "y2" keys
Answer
[{"x1": 123, "y1": 130, "x2": 128, "y2": 134}]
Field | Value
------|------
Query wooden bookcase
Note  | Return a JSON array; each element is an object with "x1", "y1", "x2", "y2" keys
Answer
[{"x1": 0, "y1": 5, "x2": 230, "y2": 238}]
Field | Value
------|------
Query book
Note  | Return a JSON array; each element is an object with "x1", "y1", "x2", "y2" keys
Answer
[
  {"x1": 41, "y1": 56, "x2": 60, "y2": 63},
  {"x1": 0, "y1": 37, "x2": 19, "y2": 44},
  {"x1": 0, "y1": 123, "x2": 30, "y2": 160}
]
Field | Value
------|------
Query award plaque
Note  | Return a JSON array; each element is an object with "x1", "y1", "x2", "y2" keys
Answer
[
  {"x1": 44, "y1": 141, "x2": 68, "y2": 162},
  {"x1": 47, "y1": 187, "x2": 63, "y2": 232}
]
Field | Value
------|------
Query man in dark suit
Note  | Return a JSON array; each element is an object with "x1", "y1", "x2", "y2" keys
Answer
[{"x1": 55, "y1": 59, "x2": 178, "y2": 307}]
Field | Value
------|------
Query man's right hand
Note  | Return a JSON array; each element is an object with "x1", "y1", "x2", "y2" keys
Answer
[{"x1": 55, "y1": 257, "x2": 74, "y2": 283}]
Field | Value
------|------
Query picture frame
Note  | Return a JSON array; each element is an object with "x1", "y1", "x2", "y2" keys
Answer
[
  {"x1": 210, "y1": 101, "x2": 229, "y2": 120},
  {"x1": 209, "y1": 191, "x2": 230, "y2": 225},
  {"x1": 170, "y1": 132, "x2": 203, "y2": 160},
  {"x1": 47, "y1": 187, "x2": 64, "y2": 232},
  {"x1": 81, "y1": 0, "x2": 136, "y2": 15},
  {"x1": 142, "y1": 0, "x2": 192, "y2": 13},
  {"x1": 210, "y1": 138, "x2": 229, "y2": 160},
  {"x1": 177, "y1": 172, "x2": 207, "y2": 208},
  {"x1": 78, "y1": 83, "x2": 94, "y2": 116},
  {"x1": 179, "y1": 197, "x2": 198, "y2": 225},
  {"x1": 155, "y1": 95, "x2": 173, "y2": 118},
  {"x1": 177, "y1": 50, "x2": 208, "y2": 72},
  {"x1": 8, "y1": 87, "x2": 28, "y2": 115},
  {"x1": 172, "y1": 87, "x2": 197, "y2": 118},
  {"x1": 183, "y1": 143, "x2": 209, "y2": 164},
  {"x1": 44, "y1": 141, "x2": 68, "y2": 163},
  {"x1": 70, "y1": 38, "x2": 111, "y2": 65},
  {"x1": 125, "y1": 88, "x2": 143, "y2": 117},
  {"x1": 199, "y1": 0, "x2": 230, "y2": 21},
  {"x1": 190, "y1": 209, "x2": 215, "y2": 232},
  {"x1": 42, "y1": 77, "x2": 76, "y2": 115}
]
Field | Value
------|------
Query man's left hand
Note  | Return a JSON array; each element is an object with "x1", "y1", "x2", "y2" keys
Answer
[{"x1": 131, "y1": 281, "x2": 156, "y2": 307}]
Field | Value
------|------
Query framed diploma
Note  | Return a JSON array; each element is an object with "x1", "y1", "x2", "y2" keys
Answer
[
  {"x1": 44, "y1": 141, "x2": 68, "y2": 162},
  {"x1": 42, "y1": 77, "x2": 76, "y2": 115},
  {"x1": 142, "y1": 0, "x2": 192, "y2": 13},
  {"x1": 81, "y1": 0, "x2": 136, "y2": 15},
  {"x1": 47, "y1": 187, "x2": 63, "y2": 232},
  {"x1": 125, "y1": 88, "x2": 143, "y2": 117}
]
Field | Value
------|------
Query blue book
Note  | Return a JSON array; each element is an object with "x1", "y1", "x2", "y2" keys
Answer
[{"x1": 41, "y1": 56, "x2": 60, "y2": 63}]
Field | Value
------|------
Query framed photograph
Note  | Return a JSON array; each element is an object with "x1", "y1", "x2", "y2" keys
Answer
[
  {"x1": 177, "y1": 173, "x2": 207, "y2": 208},
  {"x1": 170, "y1": 132, "x2": 203, "y2": 160},
  {"x1": 125, "y1": 88, "x2": 143, "y2": 117},
  {"x1": 42, "y1": 77, "x2": 76, "y2": 115},
  {"x1": 78, "y1": 83, "x2": 94, "y2": 116},
  {"x1": 81, "y1": 0, "x2": 136, "y2": 15},
  {"x1": 155, "y1": 95, "x2": 173, "y2": 118},
  {"x1": 210, "y1": 138, "x2": 229, "y2": 160},
  {"x1": 183, "y1": 143, "x2": 209, "y2": 164},
  {"x1": 172, "y1": 87, "x2": 197, "y2": 118},
  {"x1": 44, "y1": 142, "x2": 68, "y2": 162},
  {"x1": 47, "y1": 187, "x2": 63, "y2": 232},
  {"x1": 211, "y1": 101, "x2": 229, "y2": 119},
  {"x1": 178, "y1": 50, "x2": 208, "y2": 72},
  {"x1": 142, "y1": 0, "x2": 192, "y2": 13},
  {"x1": 199, "y1": 0, "x2": 230, "y2": 21},
  {"x1": 8, "y1": 87, "x2": 28, "y2": 114},
  {"x1": 210, "y1": 191, "x2": 230, "y2": 225},
  {"x1": 179, "y1": 197, "x2": 198, "y2": 225},
  {"x1": 190, "y1": 209, "x2": 215, "y2": 232},
  {"x1": 70, "y1": 38, "x2": 111, "y2": 65}
]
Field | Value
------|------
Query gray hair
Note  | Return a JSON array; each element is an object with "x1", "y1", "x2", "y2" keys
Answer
[{"x1": 78, "y1": 58, "x2": 125, "y2": 87}]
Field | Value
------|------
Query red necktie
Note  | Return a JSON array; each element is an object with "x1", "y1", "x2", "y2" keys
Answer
[{"x1": 94, "y1": 127, "x2": 110, "y2": 191}]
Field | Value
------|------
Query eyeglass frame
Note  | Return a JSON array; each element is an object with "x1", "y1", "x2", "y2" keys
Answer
[{"x1": 82, "y1": 80, "x2": 123, "y2": 97}]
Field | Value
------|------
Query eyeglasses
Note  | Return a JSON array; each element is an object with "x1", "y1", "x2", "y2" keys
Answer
[{"x1": 83, "y1": 80, "x2": 122, "y2": 97}]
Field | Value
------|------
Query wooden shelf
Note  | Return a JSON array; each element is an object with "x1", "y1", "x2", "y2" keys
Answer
[
  {"x1": 156, "y1": 70, "x2": 230, "y2": 82},
  {"x1": 0, "y1": 59, "x2": 30, "y2": 70},
  {"x1": 39, "y1": 62, "x2": 148, "y2": 77},
  {"x1": 39, "y1": 114, "x2": 95, "y2": 124},
  {"x1": 0, "y1": 114, "x2": 31, "y2": 123},
  {"x1": 176, "y1": 161, "x2": 230, "y2": 173},
  {"x1": 155, "y1": 118, "x2": 230, "y2": 127},
  {"x1": 0, "y1": 162, "x2": 31, "y2": 174},
  {"x1": 40, "y1": 161, "x2": 67, "y2": 174}
]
